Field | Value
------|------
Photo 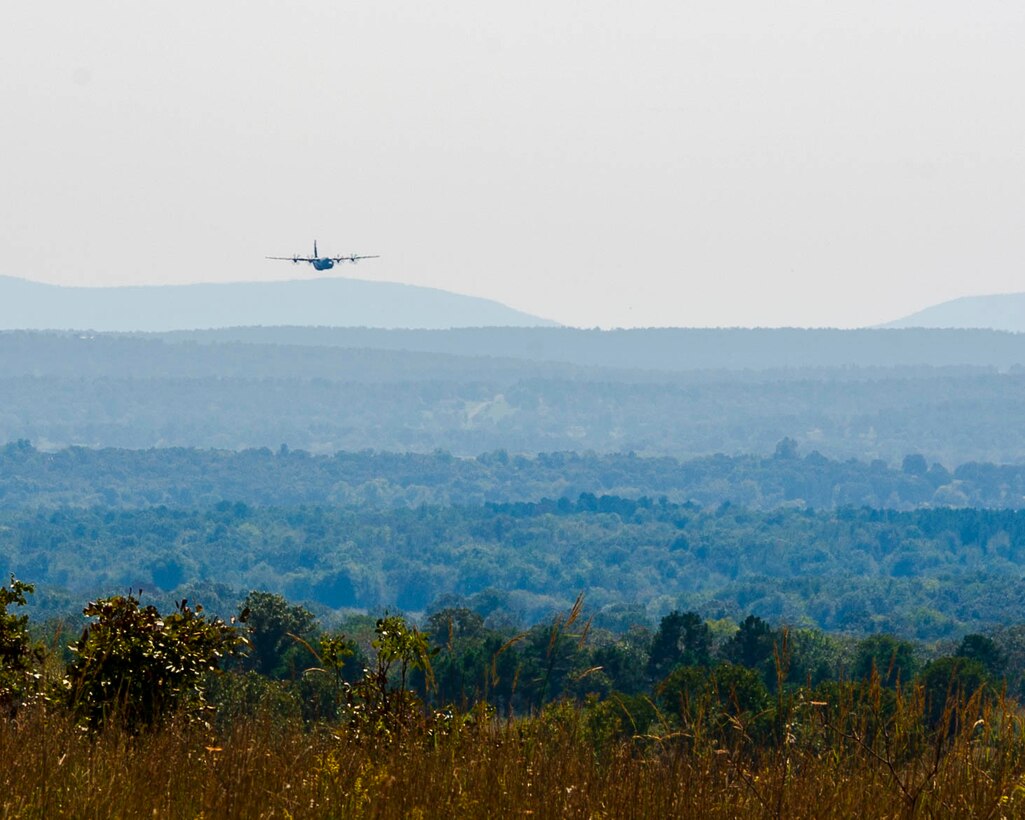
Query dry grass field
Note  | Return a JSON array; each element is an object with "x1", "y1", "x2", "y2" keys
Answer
[{"x1": 3, "y1": 681, "x2": 1024, "y2": 819}]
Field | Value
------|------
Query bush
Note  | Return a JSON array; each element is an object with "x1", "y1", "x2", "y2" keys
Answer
[
  {"x1": 64, "y1": 594, "x2": 245, "y2": 731},
  {"x1": 346, "y1": 615, "x2": 437, "y2": 741},
  {"x1": 0, "y1": 575, "x2": 42, "y2": 711}
]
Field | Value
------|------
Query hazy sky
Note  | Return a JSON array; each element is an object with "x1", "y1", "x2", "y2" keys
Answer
[{"x1": 3, "y1": 2, "x2": 1024, "y2": 328}]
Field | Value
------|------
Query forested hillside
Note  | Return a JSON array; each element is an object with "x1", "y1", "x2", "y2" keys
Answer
[
  {"x1": 5, "y1": 371, "x2": 1025, "y2": 462},
  {"x1": 158, "y1": 325, "x2": 1025, "y2": 370},
  {"x1": 5, "y1": 332, "x2": 1025, "y2": 462}
]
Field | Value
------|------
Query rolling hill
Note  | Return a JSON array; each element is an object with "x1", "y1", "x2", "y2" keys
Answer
[
  {"x1": 882, "y1": 292, "x2": 1025, "y2": 332},
  {"x1": 0, "y1": 275, "x2": 557, "y2": 331}
]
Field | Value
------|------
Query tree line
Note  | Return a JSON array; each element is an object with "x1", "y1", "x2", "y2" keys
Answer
[
  {"x1": 2, "y1": 579, "x2": 1016, "y2": 731},
  {"x1": 3, "y1": 439, "x2": 1025, "y2": 511}
]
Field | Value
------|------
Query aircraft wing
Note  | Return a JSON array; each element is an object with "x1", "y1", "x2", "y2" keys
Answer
[
  {"x1": 331, "y1": 254, "x2": 381, "y2": 263},
  {"x1": 266, "y1": 256, "x2": 314, "y2": 262}
]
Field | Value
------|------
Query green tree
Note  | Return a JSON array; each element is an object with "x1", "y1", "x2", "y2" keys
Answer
[
  {"x1": 720, "y1": 615, "x2": 778, "y2": 686},
  {"x1": 647, "y1": 610, "x2": 711, "y2": 680},
  {"x1": 0, "y1": 575, "x2": 42, "y2": 711},
  {"x1": 786, "y1": 628, "x2": 842, "y2": 687},
  {"x1": 65, "y1": 594, "x2": 244, "y2": 731},
  {"x1": 920, "y1": 656, "x2": 989, "y2": 732},
  {"x1": 422, "y1": 607, "x2": 496, "y2": 707},
  {"x1": 519, "y1": 594, "x2": 591, "y2": 710},
  {"x1": 853, "y1": 634, "x2": 918, "y2": 688},
  {"x1": 955, "y1": 633, "x2": 1006, "y2": 679},
  {"x1": 425, "y1": 607, "x2": 486, "y2": 645},
  {"x1": 238, "y1": 591, "x2": 317, "y2": 679},
  {"x1": 282, "y1": 630, "x2": 364, "y2": 723},
  {"x1": 713, "y1": 662, "x2": 772, "y2": 715},
  {"x1": 591, "y1": 631, "x2": 650, "y2": 695},
  {"x1": 721, "y1": 615, "x2": 775, "y2": 667},
  {"x1": 347, "y1": 615, "x2": 437, "y2": 739},
  {"x1": 658, "y1": 662, "x2": 770, "y2": 723}
]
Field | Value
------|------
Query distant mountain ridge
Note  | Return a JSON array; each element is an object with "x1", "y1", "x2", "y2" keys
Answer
[
  {"x1": 0, "y1": 275, "x2": 557, "y2": 331},
  {"x1": 882, "y1": 292, "x2": 1025, "y2": 332}
]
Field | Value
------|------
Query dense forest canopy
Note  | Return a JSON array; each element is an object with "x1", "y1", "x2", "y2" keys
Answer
[
  {"x1": 7, "y1": 492, "x2": 1025, "y2": 640},
  {"x1": 0, "y1": 440, "x2": 1023, "y2": 511}
]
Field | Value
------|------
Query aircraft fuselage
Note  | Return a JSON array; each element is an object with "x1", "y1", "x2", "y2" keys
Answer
[{"x1": 311, "y1": 258, "x2": 335, "y2": 271}]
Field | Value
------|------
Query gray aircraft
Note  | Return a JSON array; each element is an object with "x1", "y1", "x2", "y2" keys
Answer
[{"x1": 267, "y1": 241, "x2": 379, "y2": 271}]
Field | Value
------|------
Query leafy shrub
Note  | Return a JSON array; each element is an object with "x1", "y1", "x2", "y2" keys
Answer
[
  {"x1": 64, "y1": 594, "x2": 245, "y2": 731},
  {"x1": 0, "y1": 575, "x2": 42, "y2": 711},
  {"x1": 346, "y1": 615, "x2": 437, "y2": 741}
]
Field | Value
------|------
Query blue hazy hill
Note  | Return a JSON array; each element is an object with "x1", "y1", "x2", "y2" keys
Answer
[
  {"x1": 882, "y1": 293, "x2": 1025, "y2": 332},
  {"x1": 0, "y1": 275, "x2": 557, "y2": 331}
]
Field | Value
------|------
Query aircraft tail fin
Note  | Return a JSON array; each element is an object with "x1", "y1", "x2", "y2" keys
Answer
[{"x1": 314, "y1": 240, "x2": 318, "y2": 258}]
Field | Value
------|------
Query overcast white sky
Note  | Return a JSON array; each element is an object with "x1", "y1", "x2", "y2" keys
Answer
[{"x1": 2, "y1": 1, "x2": 1024, "y2": 328}]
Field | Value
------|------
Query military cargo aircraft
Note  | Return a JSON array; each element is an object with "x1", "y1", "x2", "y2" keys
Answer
[{"x1": 267, "y1": 241, "x2": 379, "y2": 271}]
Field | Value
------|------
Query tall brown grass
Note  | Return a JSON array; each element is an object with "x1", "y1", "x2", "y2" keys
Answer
[{"x1": 2, "y1": 678, "x2": 1025, "y2": 818}]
